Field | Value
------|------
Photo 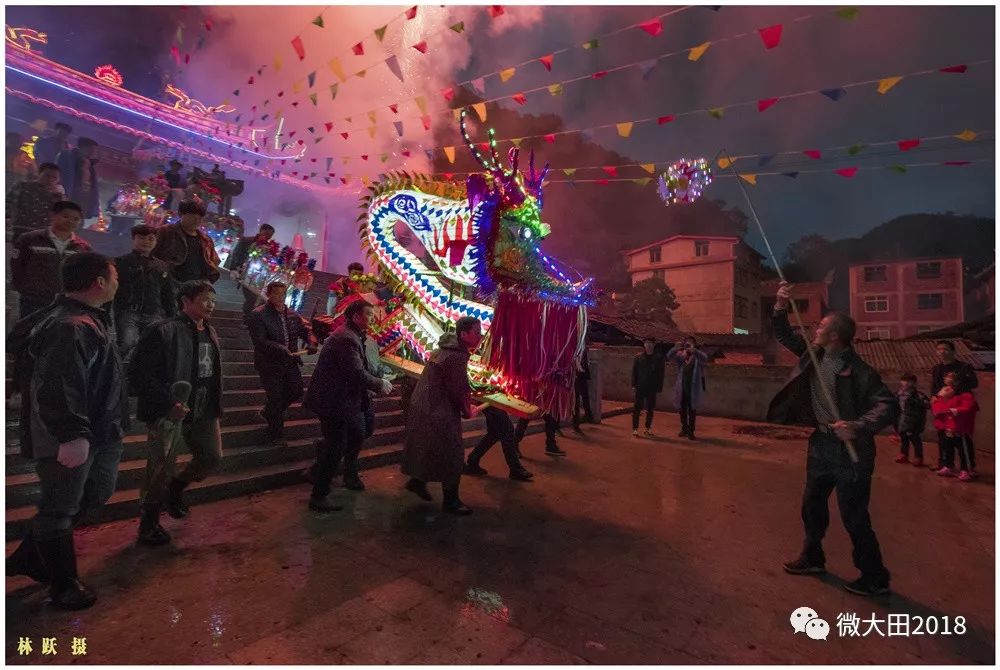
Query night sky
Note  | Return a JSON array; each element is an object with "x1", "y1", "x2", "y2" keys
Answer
[{"x1": 6, "y1": 4, "x2": 995, "y2": 277}]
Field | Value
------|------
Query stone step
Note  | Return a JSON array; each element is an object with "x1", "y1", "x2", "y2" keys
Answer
[{"x1": 220, "y1": 361, "x2": 317, "y2": 376}]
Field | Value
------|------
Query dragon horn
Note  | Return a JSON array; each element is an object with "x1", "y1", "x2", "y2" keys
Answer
[
  {"x1": 460, "y1": 108, "x2": 495, "y2": 172},
  {"x1": 507, "y1": 147, "x2": 520, "y2": 178}
]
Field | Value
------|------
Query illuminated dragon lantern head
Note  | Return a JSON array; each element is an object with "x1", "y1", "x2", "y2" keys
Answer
[{"x1": 362, "y1": 108, "x2": 593, "y2": 418}]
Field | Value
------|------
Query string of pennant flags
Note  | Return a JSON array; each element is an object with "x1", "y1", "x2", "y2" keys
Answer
[
  {"x1": 234, "y1": 5, "x2": 861, "y2": 142},
  {"x1": 218, "y1": 59, "x2": 991, "y2": 172}
]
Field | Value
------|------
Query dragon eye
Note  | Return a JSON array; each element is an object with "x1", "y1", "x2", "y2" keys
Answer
[{"x1": 520, "y1": 227, "x2": 532, "y2": 240}]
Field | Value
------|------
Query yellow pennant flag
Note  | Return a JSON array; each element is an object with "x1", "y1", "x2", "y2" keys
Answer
[
  {"x1": 499, "y1": 67, "x2": 516, "y2": 83},
  {"x1": 877, "y1": 76, "x2": 902, "y2": 94},
  {"x1": 367, "y1": 110, "x2": 377, "y2": 124},
  {"x1": 472, "y1": 102, "x2": 487, "y2": 122},
  {"x1": 718, "y1": 156, "x2": 736, "y2": 169},
  {"x1": 739, "y1": 173, "x2": 757, "y2": 185},
  {"x1": 616, "y1": 122, "x2": 634, "y2": 138},
  {"x1": 640, "y1": 163, "x2": 655, "y2": 174},
  {"x1": 292, "y1": 80, "x2": 303, "y2": 94},
  {"x1": 273, "y1": 55, "x2": 282, "y2": 72},
  {"x1": 361, "y1": 175, "x2": 371, "y2": 187},
  {"x1": 327, "y1": 57, "x2": 346, "y2": 82},
  {"x1": 342, "y1": 157, "x2": 351, "y2": 165},
  {"x1": 563, "y1": 168, "x2": 577, "y2": 177},
  {"x1": 688, "y1": 41, "x2": 711, "y2": 62},
  {"x1": 356, "y1": 69, "x2": 367, "y2": 78},
  {"x1": 955, "y1": 129, "x2": 978, "y2": 141},
  {"x1": 633, "y1": 178, "x2": 651, "y2": 187},
  {"x1": 414, "y1": 96, "x2": 427, "y2": 115},
  {"x1": 510, "y1": 138, "x2": 522, "y2": 148},
  {"x1": 443, "y1": 146, "x2": 456, "y2": 163},
  {"x1": 548, "y1": 83, "x2": 563, "y2": 96},
  {"x1": 367, "y1": 126, "x2": 376, "y2": 138},
  {"x1": 275, "y1": 108, "x2": 283, "y2": 120}
]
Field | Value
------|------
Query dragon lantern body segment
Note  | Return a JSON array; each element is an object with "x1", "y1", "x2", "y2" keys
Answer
[{"x1": 362, "y1": 109, "x2": 593, "y2": 419}]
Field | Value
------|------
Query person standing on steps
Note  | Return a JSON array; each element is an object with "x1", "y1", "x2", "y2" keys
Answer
[
  {"x1": 666, "y1": 336, "x2": 709, "y2": 440},
  {"x1": 131, "y1": 281, "x2": 223, "y2": 546},
  {"x1": 113, "y1": 224, "x2": 176, "y2": 367},
  {"x1": 7, "y1": 161, "x2": 66, "y2": 241},
  {"x1": 768, "y1": 281, "x2": 897, "y2": 597},
  {"x1": 246, "y1": 281, "x2": 318, "y2": 446},
  {"x1": 402, "y1": 317, "x2": 486, "y2": 515},
  {"x1": 631, "y1": 336, "x2": 665, "y2": 437},
  {"x1": 465, "y1": 406, "x2": 534, "y2": 482},
  {"x1": 224, "y1": 222, "x2": 275, "y2": 314},
  {"x1": 304, "y1": 301, "x2": 393, "y2": 510},
  {"x1": 5, "y1": 252, "x2": 127, "y2": 610},
  {"x1": 153, "y1": 199, "x2": 221, "y2": 286}
]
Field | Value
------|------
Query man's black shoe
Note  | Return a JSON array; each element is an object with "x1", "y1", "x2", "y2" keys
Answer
[
  {"x1": 166, "y1": 479, "x2": 190, "y2": 519},
  {"x1": 463, "y1": 462, "x2": 488, "y2": 476},
  {"x1": 308, "y1": 496, "x2": 344, "y2": 513},
  {"x1": 572, "y1": 426, "x2": 584, "y2": 435},
  {"x1": 343, "y1": 476, "x2": 366, "y2": 492},
  {"x1": 545, "y1": 445, "x2": 566, "y2": 457},
  {"x1": 509, "y1": 469, "x2": 534, "y2": 482},
  {"x1": 6, "y1": 531, "x2": 50, "y2": 584},
  {"x1": 783, "y1": 557, "x2": 826, "y2": 575},
  {"x1": 137, "y1": 507, "x2": 172, "y2": 546},
  {"x1": 442, "y1": 501, "x2": 473, "y2": 515},
  {"x1": 844, "y1": 577, "x2": 891, "y2": 597},
  {"x1": 687, "y1": 433, "x2": 697, "y2": 441},
  {"x1": 405, "y1": 478, "x2": 433, "y2": 501},
  {"x1": 678, "y1": 429, "x2": 689, "y2": 437}
]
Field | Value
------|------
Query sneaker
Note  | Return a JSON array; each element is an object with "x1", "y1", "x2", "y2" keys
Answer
[
  {"x1": 632, "y1": 430, "x2": 640, "y2": 437},
  {"x1": 844, "y1": 576, "x2": 890, "y2": 597},
  {"x1": 936, "y1": 466, "x2": 956, "y2": 477},
  {"x1": 308, "y1": 496, "x2": 344, "y2": 513},
  {"x1": 545, "y1": 445, "x2": 567, "y2": 457},
  {"x1": 910, "y1": 458, "x2": 924, "y2": 467},
  {"x1": 463, "y1": 463, "x2": 488, "y2": 476},
  {"x1": 509, "y1": 468, "x2": 534, "y2": 482},
  {"x1": 894, "y1": 454, "x2": 908, "y2": 464},
  {"x1": 644, "y1": 429, "x2": 654, "y2": 437},
  {"x1": 405, "y1": 478, "x2": 433, "y2": 502},
  {"x1": 442, "y1": 500, "x2": 473, "y2": 516},
  {"x1": 782, "y1": 556, "x2": 826, "y2": 575},
  {"x1": 958, "y1": 470, "x2": 974, "y2": 482}
]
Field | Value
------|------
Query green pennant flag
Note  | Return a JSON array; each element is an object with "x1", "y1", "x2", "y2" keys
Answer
[
  {"x1": 847, "y1": 143, "x2": 867, "y2": 156},
  {"x1": 633, "y1": 178, "x2": 651, "y2": 187},
  {"x1": 312, "y1": 14, "x2": 325, "y2": 27},
  {"x1": 329, "y1": 84, "x2": 338, "y2": 101},
  {"x1": 450, "y1": 21, "x2": 465, "y2": 34},
  {"x1": 309, "y1": 93, "x2": 318, "y2": 106},
  {"x1": 563, "y1": 168, "x2": 577, "y2": 177},
  {"x1": 708, "y1": 107, "x2": 724, "y2": 119},
  {"x1": 887, "y1": 165, "x2": 908, "y2": 174},
  {"x1": 374, "y1": 25, "x2": 387, "y2": 41},
  {"x1": 582, "y1": 39, "x2": 599, "y2": 49},
  {"x1": 380, "y1": 153, "x2": 389, "y2": 163},
  {"x1": 835, "y1": 7, "x2": 860, "y2": 20}
]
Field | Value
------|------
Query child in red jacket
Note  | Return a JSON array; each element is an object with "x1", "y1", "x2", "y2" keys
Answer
[{"x1": 931, "y1": 371, "x2": 979, "y2": 481}]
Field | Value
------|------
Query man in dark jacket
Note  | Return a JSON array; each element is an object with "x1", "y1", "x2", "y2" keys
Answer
[
  {"x1": 153, "y1": 200, "x2": 222, "y2": 285},
  {"x1": 402, "y1": 317, "x2": 484, "y2": 515},
  {"x1": 930, "y1": 341, "x2": 978, "y2": 470},
  {"x1": 304, "y1": 300, "x2": 393, "y2": 510},
  {"x1": 163, "y1": 160, "x2": 186, "y2": 210},
  {"x1": 631, "y1": 336, "x2": 665, "y2": 437},
  {"x1": 11, "y1": 200, "x2": 92, "y2": 319},
  {"x1": 55, "y1": 137, "x2": 100, "y2": 218},
  {"x1": 768, "y1": 281, "x2": 898, "y2": 597},
  {"x1": 246, "y1": 281, "x2": 318, "y2": 445},
  {"x1": 572, "y1": 347, "x2": 595, "y2": 433},
  {"x1": 33, "y1": 122, "x2": 72, "y2": 168},
  {"x1": 224, "y1": 223, "x2": 275, "y2": 314},
  {"x1": 894, "y1": 373, "x2": 929, "y2": 466},
  {"x1": 7, "y1": 162, "x2": 65, "y2": 240},
  {"x1": 114, "y1": 225, "x2": 175, "y2": 365},
  {"x1": 131, "y1": 281, "x2": 223, "y2": 546},
  {"x1": 5, "y1": 252, "x2": 127, "y2": 610}
]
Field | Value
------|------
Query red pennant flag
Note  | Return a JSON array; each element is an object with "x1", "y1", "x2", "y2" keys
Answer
[
  {"x1": 597, "y1": 179, "x2": 610, "y2": 185},
  {"x1": 803, "y1": 149, "x2": 822, "y2": 160},
  {"x1": 340, "y1": 132, "x2": 349, "y2": 139},
  {"x1": 292, "y1": 171, "x2": 299, "y2": 176},
  {"x1": 298, "y1": 140, "x2": 305, "y2": 145},
  {"x1": 324, "y1": 121, "x2": 333, "y2": 132},
  {"x1": 170, "y1": 45, "x2": 181, "y2": 64},
  {"x1": 278, "y1": 90, "x2": 284, "y2": 97},
  {"x1": 488, "y1": 5, "x2": 504, "y2": 18},
  {"x1": 405, "y1": 5, "x2": 417, "y2": 19},
  {"x1": 402, "y1": 150, "x2": 411, "y2": 157},
  {"x1": 539, "y1": 54, "x2": 554, "y2": 71},
  {"x1": 361, "y1": 155, "x2": 368, "y2": 161},
  {"x1": 544, "y1": 134, "x2": 556, "y2": 143},
  {"x1": 441, "y1": 87, "x2": 455, "y2": 102},
  {"x1": 592, "y1": 71, "x2": 608, "y2": 79},
  {"x1": 341, "y1": 177, "x2": 348, "y2": 184},
  {"x1": 291, "y1": 101, "x2": 299, "y2": 108},
  {"x1": 291, "y1": 36, "x2": 305, "y2": 61},
  {"x1": 478, "y1": 143, "x2": 489, "y2": 152},
  {"x1": 638, "y1": 19, "x2": 663, "y2": 36},
  {"x1": 602, "y1": 166, "x2": 618, "y2": 177},
  {"x1": 758, "y1": 24, "x2": 783, "y2": 49},
  {"x1": 289, "y1": 130, "x2": 297, "y2": 138},
  {"x1": 444, "y1": 172, "x2": 454, "y2": 180},
  {"x1": 897, "y1": 138, "x2": 921, "y2": 151},
  {"x1": 389, "y1": 104, "x2": 399, "y2": 114},
  {"x1": 757, "y1": 97, "x2": 779, "y2": 112},
  {"x1": 657, "y1": 115, "x2": 675, "y2": 125},
  {"x1": 247, "y1": 75, "x2": 255, "y2": 84},
  {"x1": 184, "y1": 52, "x2": 191, "y2": 64},
  {"x1": 204, "y1": 19, "x2": 212, "y2": 31},
  {"x1": 412, "y1": 41, "x2": 428, "y2": 54},
  {"x1": 835, "y1": 167, "x2": 858, "y2": 178},
  {"x1": 512, "y1": 93, "x2": 527, "y2": 105},
  {"x1": 421, "y1": 116, "x2": 432, "y2": 130},
  {"x1": 352, "y1": 42, "x2": 364, "y2": 56},
  {"x1": 940, "y1": 64, "x2": 967, "y2": 73},
  {"x1": 943, "y1": 161, "x2": 971, "y2": 166},
  {"x1": 328, "y1": 172, "x2": 336, "y2": 177}
]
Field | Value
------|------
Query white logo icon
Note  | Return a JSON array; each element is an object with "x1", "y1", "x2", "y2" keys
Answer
[
  {"x1": 790, "y1": 606, "x2": 819, "y2": 634},
  {"x1": 806, "y1": 617, "x2": 831, "y2": 640}
]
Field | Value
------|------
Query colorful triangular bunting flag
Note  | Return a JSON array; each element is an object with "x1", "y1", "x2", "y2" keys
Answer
[
  {"x1": 616, "y1": 122, "x2": 634, "y2": 138},
  {"x1": 758, "y1": 24, "x2": 783, "y2": 49},
  {"x1": 539, "y1": 54, "x2": 554, "y2": 71},
  {"x1": 877, "y1": 76, "x2": 902, "y2": 94},
  {"x1": 688, "y1": 41, "x2": 711, "y2": 61},
  {"x1": 500, "y1": 67, "x2": 516, "y2": 83}
]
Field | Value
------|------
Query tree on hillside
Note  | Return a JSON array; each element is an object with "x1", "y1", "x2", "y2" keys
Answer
[{"x1": 621, "y1": 277, "x2": 679, "y2": 324}]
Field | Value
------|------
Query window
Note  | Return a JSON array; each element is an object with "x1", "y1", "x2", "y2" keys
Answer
[
  {"x1": 864, "y1": 295, "x2": 888, "y2": 313},
  {"x1": 649, "y1": 246, "x2": 662, "y2": 264},
  {"x1": 695, "y1": 240, "x2": 709, "y2": 257},
  {"x1": 916, "y1": 262, "x2": 942, "y2": 279},
  {"x1": 651, "y1": 269, "x2": 665, "y2": 282},
  {"x1": 734, "y1": 295, "x2": 749, "y2": 319},
  {"x1": 917, "y1": 293, "x2": 943, "y2": 310},
  {"x1": 863, "y1": 265, "x2": 887, "y2": 282},
  {"x1": 735, "y1": 267, "x2": 750, "y2": 287},
  {"x1": 866, "y1": 327, "x2": 891, "y2": 340}
]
